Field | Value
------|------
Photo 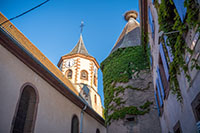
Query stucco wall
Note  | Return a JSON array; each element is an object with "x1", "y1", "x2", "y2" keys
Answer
[{"x1": 0, "y1": 45, "x2": 106, "y2": 133}]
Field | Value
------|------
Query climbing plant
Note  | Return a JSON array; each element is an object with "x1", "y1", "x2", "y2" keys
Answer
[
  {"x1": 157, "y1": 0, "x2": 199, "y2": 102},
  {"x1": 100, "y1": 46, "x2": 151, "y2": 124}
]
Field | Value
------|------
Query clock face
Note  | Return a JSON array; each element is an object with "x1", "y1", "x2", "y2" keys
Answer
[{"x1": 65, "y1": 59, "x2": 75, "y2": 68}]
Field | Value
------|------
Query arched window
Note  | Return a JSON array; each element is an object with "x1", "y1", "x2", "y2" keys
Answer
[
  {"x1": 12, "y1": 84, "x2": 38, "y2": 133},
  {"x1": 96, "y1": 128, "x2": 100, "y2": 133},
  {"x1": 66, "y1": 69, "x2": 73, "y2": 79},
  {"x1": 80, "y1": 70, "x2": 88, "y2": 80},
  {"x1": 95, "y1": 94, "x2": 97, "y2": 104},
  {"x1": 94, "y1": 75, "x2": 97, "y2": 86},
  {"x1": 71, "y1": 115, "x2": 79, "y2": 133}
]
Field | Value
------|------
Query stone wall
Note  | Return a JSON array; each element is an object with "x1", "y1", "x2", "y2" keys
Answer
[
  {"x1": 107, "y1": 70, "x2": 161, "y2": 133},
  {"x1": 101, "y1": 45, "x2": 161, "y2": 133}
]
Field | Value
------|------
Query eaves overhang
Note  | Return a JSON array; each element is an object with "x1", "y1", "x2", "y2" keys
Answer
[{"x1": 0, "y1": 12, "x2": 105, "y2": 126}]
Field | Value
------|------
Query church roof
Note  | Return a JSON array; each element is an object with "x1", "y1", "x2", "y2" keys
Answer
[
  {"x1": 111, "y1": 10, "x2": 141, "y2": 53},
  {"x1": 67, "y1": 34, "x2": 90, "y2": 56},
  {"x1": 57, "y1": 33, "x2": 100, "y2": 68},
  {"x1": 0, "y1": 12, "x2": 105, "y2": 125}
]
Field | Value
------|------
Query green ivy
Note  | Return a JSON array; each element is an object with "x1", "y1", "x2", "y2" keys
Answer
[
  {"x1": 139, "y1": 100, "x2": 153, "y2": 110},
  {"x1": 125, "y1": 81, "x2": 151, "y2": 91},
  {"x1": 157, "y1": 0, "x2": 199, "y2": 102},
  {"x1": 185, "y1": 0, "x2": 200, "y2": 70},
  {"x1": 101, "y1": 46, "x2": 150, "y2": 124},
  {"x1": 106, "y1": 101, "x2": 153, "y2": 125}
]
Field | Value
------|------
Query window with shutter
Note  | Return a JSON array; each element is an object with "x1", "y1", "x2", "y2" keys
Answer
[
  {"x1": 156, "y1": 78, "x2": 163, "y2": 106},
  {"x1": 160, "y1": 43, "x2": 169, "y2": 80},
  {"x1": 157, "y1": 67, "x2": 165, "y2": 99},
  {"x1": 158, "y1": 54, "x2": 170, "y2": 100},
  {"x1": 154, "y1": 91, "x2": 160, "y2": 116},
  {"x1": 148, "y1": 7, "x2": 155, "y2": 39},
  {"x1": 148, "y1": 43, "x2": 153, "y2": 67}
]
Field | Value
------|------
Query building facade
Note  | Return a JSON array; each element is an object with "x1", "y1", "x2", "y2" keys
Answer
[
  {"x1": 140, "y1": 0, "x2": 200, "y2": 132},
  {"x1": 0, "y1": 12, "x2": 105, "y2": 133}
]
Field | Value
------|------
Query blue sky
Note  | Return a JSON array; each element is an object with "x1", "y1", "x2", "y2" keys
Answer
[{"x1": 1, "y1": 0, "x2": 139, "y2": 106}]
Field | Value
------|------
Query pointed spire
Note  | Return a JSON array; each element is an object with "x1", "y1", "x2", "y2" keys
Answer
[
  {"x1": 111, "y1": 10, "x2": 140, "y2": 53},
  {"x1": 68, "y1": 34, "x2": 90, "y2": 56}
]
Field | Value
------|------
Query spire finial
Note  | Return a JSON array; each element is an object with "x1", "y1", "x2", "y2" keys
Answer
[
  {"x1": 124, "y1": 10, "x2": 138, "y2": 21},
  {"x1": 80, "y1": 21, "x2": 84, "y2": 34}
]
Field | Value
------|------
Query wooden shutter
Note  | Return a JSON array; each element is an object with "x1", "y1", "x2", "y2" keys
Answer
[
  {"x1": 156, "y1": 78, "x2": 163, "y2": 106},
  {"x1": 154, "y1": 91, "x2": 160, "y2": 116},
  {"x1": 160, "y1": 43, "x2": 169, "y2": 80},
  {"x1": 157, "y1": 67, "x2": 165, "y2": 99},
  {"x1": 148, "y1": 7, "x2": 154, "y2": 38}
]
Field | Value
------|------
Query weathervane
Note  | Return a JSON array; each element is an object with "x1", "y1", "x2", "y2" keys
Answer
[{"x1": 80, "y1": 20, "x2": 84, "y2": 34}]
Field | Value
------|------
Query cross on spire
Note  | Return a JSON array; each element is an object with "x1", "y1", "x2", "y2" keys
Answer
[{"x1": 80, "y1": 21, "x2": 84, "y2": 34}]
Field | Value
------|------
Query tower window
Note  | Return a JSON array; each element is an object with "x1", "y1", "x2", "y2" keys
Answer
[
  {"x1": 81, "y1": 70, "x2": 88, "y2": 80},
  {"x1": 66, "y1": 69, "x2": 73, "y2": 79},
  {"x1": 95, "y1": 94, "x2": 97, "y2": 104},
  {"x1": 12, "y1": 84, "x2": 38, "y2": 133},
  {"x1": 71, "y1": 115, "x2": 79, "y2": 133},
  {"x1": 94, "y1": 75, "x2": 97, "y2": 86}
]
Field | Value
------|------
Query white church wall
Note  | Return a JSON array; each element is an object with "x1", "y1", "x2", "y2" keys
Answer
[
  {"x1": 0, "y1": 45, "x2": 106, "y2": 133},
  {"x1": 83, "y1": 111, "x2": 106, "y2": 133},
  {"x1": 89, "y1": 87, "x2": 103, "y2": 116}
]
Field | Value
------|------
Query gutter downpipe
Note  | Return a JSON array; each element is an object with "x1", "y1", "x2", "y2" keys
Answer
[{"x1": 80, "y1": 105, "x2": 87, "y2": 133}]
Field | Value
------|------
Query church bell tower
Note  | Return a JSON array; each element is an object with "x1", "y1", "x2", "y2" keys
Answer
[{"x1": 57, "y1": 23, "x2": 103, "y2": 116}]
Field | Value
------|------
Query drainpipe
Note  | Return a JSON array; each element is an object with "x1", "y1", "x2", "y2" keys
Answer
[{"x1": 80, "y1": 105, "x2": 87, "y2": 133}]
